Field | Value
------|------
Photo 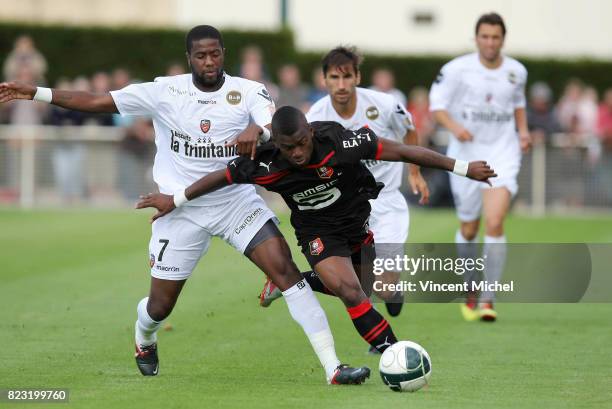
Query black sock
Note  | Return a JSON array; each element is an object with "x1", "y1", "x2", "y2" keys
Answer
[
  {"x1": 347, "y1": 300, "x2": 398, "y2": 352},
  {"x1": 301, "y1": 271, "x2": 334, "y2": 295}
]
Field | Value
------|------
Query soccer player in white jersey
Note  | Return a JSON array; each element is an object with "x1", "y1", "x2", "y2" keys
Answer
[
  {"x1": 0, "y1": 25, "x2": 371, "y2": 385},
  {"x1": 259, "y1": 47, "x2": 429, "y2": 338},
  {"x1": 429, "y1": 13, "x2": 531, "y2": 321},
  {"x1": 307, "y1": 47, "x2": 429, "y2": 314}
]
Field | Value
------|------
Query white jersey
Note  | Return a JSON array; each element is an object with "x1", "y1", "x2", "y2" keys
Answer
[
  {"x1": 307, "y1": 87, "x2": 414, "y2": 193},
  {"x1": 111, "y1": 73, "x2": 275, "y2": 205},
  {"x1": 429, "y1": 53, "x2": 527, "y2": 164}
]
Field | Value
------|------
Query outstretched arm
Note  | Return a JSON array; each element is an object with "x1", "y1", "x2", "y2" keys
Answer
[
  {"x1": 378, "y1": 137, "x2": 496, "y2": 184},
  {"x1": 135, "y1": 169, "x2": 230, "y2": 222},
  {"x1": 403, "y1": 129, "x2": 430, "y2": 204},
  {"x1": 0, "y1": 81, "x2": 118, "y2": 113}
]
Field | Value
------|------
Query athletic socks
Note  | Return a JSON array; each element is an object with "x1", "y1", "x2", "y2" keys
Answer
[
  {"x1": 282, "y1": 279, "x2": 341, "y2": 380},
  {"x1": 481, "y1": 235, "x2": 507, "y2": 302},
  {"x1": 135, "y1": 297, "x2": 161, "y2": 347},
  {"x1": 301, "y1": 271, "x2": 334, "y2": 295},
  {"x1": 347, "y1": 300, "x2": 397, "y2": 353},
  {"x1": 455, "y1": 229, "x2": 479, "y2": 291}
]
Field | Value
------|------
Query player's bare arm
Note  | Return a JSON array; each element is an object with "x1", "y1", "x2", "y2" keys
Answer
[
  {"x1": 432, "y1": 110, "x2": 473, "y2": 141},
  {"x1": 403, "y1": 129, "x2": 430, "y2": 204},
  {"x1": 378, "y1": 137, "x2": 496, "y2": 184},
  {"x1": 514, "y1": 107, "x2": 531, "y2": 153},
  {"x1": 0, "y1": 81, "x2": 118, "y2": 113},
  {"x1": 135, "y1": 169, "x2": 229, "y2": 222}
]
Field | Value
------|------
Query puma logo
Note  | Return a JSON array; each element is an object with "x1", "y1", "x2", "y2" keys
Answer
[
  {"x1": 376, "y1": 336, "x2": 392, "y2": 350},
  {"x1": 259, "y1": 161, "x2": 272, "y2": 172}
]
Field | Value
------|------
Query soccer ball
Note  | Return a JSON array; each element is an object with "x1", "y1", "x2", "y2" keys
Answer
[{"x1": 379, "y1": 341, "x2": 432, "y2": 392}]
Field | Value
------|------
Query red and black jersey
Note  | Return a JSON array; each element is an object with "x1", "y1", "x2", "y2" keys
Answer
[{"x1": 226, "y1": 121, "x2": 384, "y2": 238}]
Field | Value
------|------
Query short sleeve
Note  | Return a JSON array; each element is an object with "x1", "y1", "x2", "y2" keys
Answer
[
  {"x1": 226, "y1": 156, "x2": 256, "y2": 184},
  {"x1": 513, "y1": 67, "x2": 528, "y2": 109},
  {"x1": 244, "y1": 83, "x2": 275, "y2": 127},
  {"x1": 110, "y1": 81, "x2": 161, "y2": 116},
  {"x1": 429, "y1": 63, "x2": 461, "y2": 112},
  {"x1": 387, "y1": 99, "x2": 415, "y2": 135},
  {"x1": 336, "y1": 126, "x2": 381, "y2": 163}
]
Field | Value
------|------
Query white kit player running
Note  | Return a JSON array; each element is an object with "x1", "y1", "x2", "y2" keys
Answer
[
  {"x1": 0, "y1": 25, "x2": 371, "y2": 385},
  {"x1": 258, "y1": 46, "x2": 429, "y2": 336},
  {"x1": 429, "y1": 13, "x2": 531, "y2": 321}
]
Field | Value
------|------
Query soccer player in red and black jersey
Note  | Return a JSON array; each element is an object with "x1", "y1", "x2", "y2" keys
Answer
[{"x1": 137, "y1": 106, "x2": 496, "y2": 352}]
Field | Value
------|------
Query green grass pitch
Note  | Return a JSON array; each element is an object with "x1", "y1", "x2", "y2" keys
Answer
[{"x1": 1, "y1": 209, "x2": 611, "y2": 408}]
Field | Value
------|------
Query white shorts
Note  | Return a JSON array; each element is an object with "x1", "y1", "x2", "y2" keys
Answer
[
  {"x1": 369, "y1": 189, "x2": 410, "y2": 260},
  {"x1": 450, "y1": 161, "x2": 520, "y2": 222},
  {"x1": 148, "y1": 193, "x2": 277, "y2": 280}
]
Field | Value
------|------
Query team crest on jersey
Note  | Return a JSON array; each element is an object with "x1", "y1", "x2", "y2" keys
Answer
[
  {"x1": 485, "y1": 93, "x2": 493, "y2": 103},
  {"x1": 508, "y1": 71, "x2": 517, "y2": 84},
  {"x1": 149, "y1": 253, "x2": 155, "y2": 268},
  {"x1": 200, "y1": 119, "x2": 211, "y2": 133},
  {"x1": 316, "y1": 166, "x2": 334, "y2": 179},
  {"x1": 309, "y1": 238, "x2": 325, "y2": 256},
  {"x1": 226, "y1": 90, "x2": 242, "y2": 105},
  {"x1": 366, "y1": 106, "x2": 379, "y2": 120}
]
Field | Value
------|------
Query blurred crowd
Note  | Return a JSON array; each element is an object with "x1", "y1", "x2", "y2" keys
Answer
[{"x1": 2, "y1": 36, "x2": 612, "y2": 206}]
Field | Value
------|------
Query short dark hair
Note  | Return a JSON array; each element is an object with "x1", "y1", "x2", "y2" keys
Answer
[
  {"x1": 321, "y1": 46, "x2": 362, "y2": 76},
  {"x1": 475, "y1": 12, "x2": 506, "y2": 36},
  {"x1": 185, "y1": 25, "x2": 224, "y2": 53},
  {"x1": 271, "y1": 106, "x2": 307, "y2": 139}
]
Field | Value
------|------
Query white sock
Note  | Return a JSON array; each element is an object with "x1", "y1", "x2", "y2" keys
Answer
[
  {"x1": 455, "y1": 229, "x2": 478, "y2": 287},
  {"x1": 282, "y1": 279, "x2": 341, "y2": 380},
  {"x1": 135, "y1": 297, "x2": 161, "y2": 347},
  {"x1": 482, "y1": 235, "x2": 507, "y2": 302}
]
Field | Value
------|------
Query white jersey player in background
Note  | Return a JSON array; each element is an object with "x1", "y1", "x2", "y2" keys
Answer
[
  {"x1": 429, "y1": 13, "x2": 531, "y2": 321},
  {"x1": 0, "y1": 25, "x2": 371, "y2": 385}
]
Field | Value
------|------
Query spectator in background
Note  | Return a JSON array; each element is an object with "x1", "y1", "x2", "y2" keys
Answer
[
  {"x1": 407, "y1": 87, "x2": 435, "y2": 142},
  {"x1": 306, "y1": 66, "x2": 327, "y2": 107},
  {"x1": 556, "y1": 79, "x2": 598, "y2": 143},
  {"x1": 596, "y1": 88, "x2": 612, "y2": 204},
  {"x1": 84, "y1": 72, "x2": 114, "y2": 126},
  {"x1": 2, "y1": 65, "x2": 48, "y2": 196},
  {"x1": 369, "y1": 68, "x2": 407, "y2": 107},
  {"x1": 239, "y1": 45, "x2": 278, "y2": 100},
  {"x1": 49, "y1": 77, "x2": 87, "y2": 203},
  {"x1": 166, "y1": 62, "x2": 185, "y2": 76},
  {"x1": 276, "y1": 64, "x2": 309, "y2": 111},
  {"x1": 118, "y1": 117, "x2": 155, "y2": 201},
  {"x1": 556, "y1": 79, "x2": 583, "y2": 134},
  {"x1": 111, "y1": 68, "x2": 134, "y2": 127},
  {"x1": 527, "y1": 82, "x2": 560, "y2": 145},
  {"x1": 3, "y1": 35, "x2": 47, "y2": 84}
]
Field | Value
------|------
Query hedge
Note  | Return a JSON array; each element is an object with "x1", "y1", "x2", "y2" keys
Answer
[{"x1": 1, "y1": 22, "x2": 611, "y2": 99}]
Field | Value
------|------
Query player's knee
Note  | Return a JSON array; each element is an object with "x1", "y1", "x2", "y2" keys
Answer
[
  {"x1": 266, "y1": 259, "x2": 301, "y2": 289},
  {"x1": 485, "y1": 217, "x2": 504, "y2": 236},
  {"x1": 147, "y1": 297, "x2": 175, "y2": 321},
  {"x1": 461, "y1": 223, "x2": 479, "y2": 241}
]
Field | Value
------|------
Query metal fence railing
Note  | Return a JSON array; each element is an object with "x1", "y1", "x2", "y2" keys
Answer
[{"x1": 1, "y1": 125, "x2": 611, "y2": 212}]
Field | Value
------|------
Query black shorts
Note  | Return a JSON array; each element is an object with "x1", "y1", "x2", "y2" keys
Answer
[{"x1": 298, "y1": 220, "x2": 376, "y2": 269}]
